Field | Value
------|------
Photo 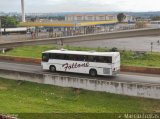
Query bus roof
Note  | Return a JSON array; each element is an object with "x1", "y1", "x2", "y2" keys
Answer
[{"x1": 42, "y1": 49, "x2": 119, "y2": 57}]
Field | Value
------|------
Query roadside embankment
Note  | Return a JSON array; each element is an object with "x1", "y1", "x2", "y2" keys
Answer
[
  {"x1": 121, "y1": 65, "x2": 160, "y2": 74},
  {"x1": 0, "y1": 55, "x2": 41, "y2": 64}
]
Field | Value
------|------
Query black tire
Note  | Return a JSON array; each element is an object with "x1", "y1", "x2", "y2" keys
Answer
[
  {"x1": 89, "y1": 69, "x2": 97, "y2": 77},
  {"x1": 49, "y1": 65, "x2": 56, "y2": 72}
]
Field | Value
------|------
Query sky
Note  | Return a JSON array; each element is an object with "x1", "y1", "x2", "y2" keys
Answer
[{"x1": 0, "y1": 0, "x2": 160, "y2": 13}]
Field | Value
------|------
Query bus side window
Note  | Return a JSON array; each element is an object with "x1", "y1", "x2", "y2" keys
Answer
[
  {"x1": 83, "y1": 55, "x2": 88, "y2": 61},
  {"x1": 54, "y1": 54, "x2": 59, "y2": 59},
  {"x1": 64, "y1": 54, "x2": 68, "y2": 60},
  {"x1": 98, "y1": 56, "x2": 104, "y2": 63},
  {"x1": 54, "y1": 53, "x2": 64, "y2": 60},
  {"x1": 93, "y1": 56, "x2": 96, "y2": 62},
  {"x1": 72, "y1": 55, "x2": 76, "y2": 61},
  {"x1": 59, "y1": 54, "x2": 65, "y2": 60},
  {"x1": 76, "y1": 55, "x2": 80, "y2": 61},
  {"x1": 88, "y1": 55, "x2": 94, "y2": 62},
  {"x1": 95, "y1": 56, "x2": 100, "y2": 62},
  {"x1": 95, "y1": 56, "x2": 106, "y2": 63},
  {"x1": 77, "y1": 55, "x2": 84, "y2": 61},
  {"x1": 105, "y1": 56, "x2": 112, "y2": 63},
  {"x1": 68, "y1": 54, "x2": 74, "y2": 61},
  {"x1": 68, "y1": 55, "x2": 71, "y2": 60},
  {"x1": 49, "y1": 53, "x2": 55, "y2": 59}
]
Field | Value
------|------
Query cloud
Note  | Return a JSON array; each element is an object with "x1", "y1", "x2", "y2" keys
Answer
[{"x1": 0, "y1": 0, "x2": 160, "y2": 12}]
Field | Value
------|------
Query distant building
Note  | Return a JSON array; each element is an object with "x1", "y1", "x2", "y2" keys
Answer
[
  {"x1": 65, "y1": 14, "x2": 117, "y2": 21},
  {"x1": 136, "y1": 18, "x2": 151, "y2": 22},
  {"x1": 148, "y1": 21, "x2": 160, "y2": 28},
  {"x1": 123, "y1": 15, "x2": 136, "y2": 23}
]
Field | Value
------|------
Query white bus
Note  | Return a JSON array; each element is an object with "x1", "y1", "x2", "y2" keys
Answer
[
  {"x1": 0, "y1": 27, "x2": 27, "y2": 34},
  {"x1": 41, "y1": 49, "x2": 120, "y2": 76}
]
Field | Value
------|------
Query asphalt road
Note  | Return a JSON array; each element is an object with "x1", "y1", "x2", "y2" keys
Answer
[
  {"x1": 0, "y1": 61, "x2": 160, "y2": 84},
  {"x1": 67, "y1": 35, "x2": 160, "y2": 52},
  {"x1": 1, "y1": 32, "x2": 160, "y2": 52}
]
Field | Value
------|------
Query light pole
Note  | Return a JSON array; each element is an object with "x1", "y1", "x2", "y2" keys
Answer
[
  {"x1": 21, "y1": 0, "x2": 25, "y2": 22},
  {"x1": 151, "y1": 42, "x2": 153, "y2": 52},
  {"x1": 0, "y1": 18, "x2": 2, "y2": 36}
]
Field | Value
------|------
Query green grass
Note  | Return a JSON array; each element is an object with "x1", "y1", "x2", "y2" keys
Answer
[
  {"x1": 1, "y1": 45, "x2": 160, "y2": 67},
  {"x1": 0, "y1": 45, "x2": 108, "y2": 58},
  {"x1": 0, "y1": 45, "x2": 57, "y2": 58},
  {"x1": 121, "y1": 51, "x2": 160, "y2": 67},
  {"x1": 0, "y1": 77, "x2": 160, "y2": 119}
]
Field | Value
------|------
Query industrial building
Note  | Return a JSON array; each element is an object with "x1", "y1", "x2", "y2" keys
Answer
[
  {"x1": 65, "y1": 14, "x2": 117, "y2": 21},
  {"x1": 65, "y1": 14, "x2": 135, "y2": 23}
]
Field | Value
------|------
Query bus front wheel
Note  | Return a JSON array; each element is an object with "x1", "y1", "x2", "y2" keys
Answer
[
  {"x1": 89, "y1": 69, "x2": 97, "y2": 77},
  {"x1": 50, "y1": 65, "x2": 56, "y2": 72}
]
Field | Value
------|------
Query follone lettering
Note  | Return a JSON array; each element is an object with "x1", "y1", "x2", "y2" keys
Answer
[{"x1": 62, "y1": 62, "x2": 89, "y2": 71}]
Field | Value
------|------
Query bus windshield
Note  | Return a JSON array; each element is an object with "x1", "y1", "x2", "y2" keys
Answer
[{"x1": 42, "y1": 53, "x2": 49, "y2": 62}]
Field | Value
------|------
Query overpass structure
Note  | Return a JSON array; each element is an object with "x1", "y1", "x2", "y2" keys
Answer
[{"x1": 0, "y1": 28, "x2": 160, "y2": 49}]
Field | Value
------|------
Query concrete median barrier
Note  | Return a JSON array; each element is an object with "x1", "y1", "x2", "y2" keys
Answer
[{"x1": 0, "y1": 68, "x2": 160, "y2": 99}]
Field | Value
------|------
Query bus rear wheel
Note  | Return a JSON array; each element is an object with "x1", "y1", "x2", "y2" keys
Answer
[
  {"x1": 89, "y1": 69, "x2": 97, "y2": 77},
  {"x1": 50, "y1": 65, "x2": 56, "y2": 72}
]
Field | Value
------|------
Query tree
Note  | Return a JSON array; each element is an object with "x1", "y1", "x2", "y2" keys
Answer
[
  {"x1": 30, "y1": 17, "x2": 37, "y2": 22},
  {"x1": 117, "y1": 13, "x2": 126, "y2": 23},
  {"x1": 0, "y1": 16, "x2": 19, "y2": 28},
  {"x1": 151, "y1": 16, "x2": 160, "y2": 21}
]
